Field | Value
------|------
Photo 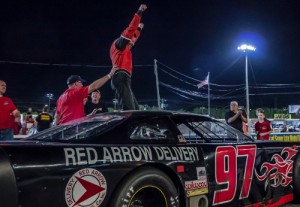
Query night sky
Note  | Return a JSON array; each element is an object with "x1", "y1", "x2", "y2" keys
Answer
[{"x1": 1, "y1": 0, "x2": 300, "y2": 112}]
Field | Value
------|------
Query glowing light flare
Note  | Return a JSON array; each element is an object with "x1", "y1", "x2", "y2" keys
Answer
[{"x1": 237, "y1": 44, "x2": 256, "y2": 52}]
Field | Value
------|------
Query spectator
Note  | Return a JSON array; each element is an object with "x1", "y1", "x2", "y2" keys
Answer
[
  {"x1": 255, "y1": 108, "x2": 270, "y2": 123},
  {"x1": 110, "y1": 4, "x2": 147, "y2": 110},
  {"x1": 35, "y1": 105, "x2": 53, "y2": 132},
  {"x1": 281, "y1": 125, "x2": 287, "y2": 133},
  {"x1": 55, "y1": 66, "x2": 116, "y2": 124},
  {"x1": 255, "y1": 111, "x2": 272, "y2": 140},
  {"x1": 26, "y1": 107, "x2": 33, "y2": 116},
  {"x1": 22, "y1": 115, "x2": 35, "y2": 135},
  {"x1": 0, "y1": 80, "x2": 20, "y2": 140},
  {"x1": 85, "y1": 90, "x2": 108, "y2": 116},
  {"x1": 225, "y1": 101, "x2": 248, "y2": 133}
]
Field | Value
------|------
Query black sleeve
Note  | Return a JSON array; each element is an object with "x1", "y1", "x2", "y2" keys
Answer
[
  {"x1": 84, "y1": 102, "x2": 93, "y2": 115},
  {"x1": 35, "y1": 115, "x2": 40, "y2": 122},
  {"x1": 50, "y1": 115, "x2": 53, "y2": 123},
  {"x1": 115, "y1": 37, "x2": 130, "y2": 51},
  {"x1": 101, "y1": 102, "x2": 108, "y2": 112},
  {"x1": 136, "y1": 10, "x2": 142, "y2": 17},
  {"x1": 224, "y1": 111, "x2": 231, "y2": 123}
]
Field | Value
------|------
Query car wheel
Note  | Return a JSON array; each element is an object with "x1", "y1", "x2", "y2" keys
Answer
[{"x1": 110, "y1": 166, "x2": 180, "y2": 207}]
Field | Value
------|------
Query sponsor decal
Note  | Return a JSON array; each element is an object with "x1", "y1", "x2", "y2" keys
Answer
[
  {"x1": 177, "y1": 165, "x2": 184, "y2": 173},
  {"x1": 64, "y1": 146, "x2": 199, "y2": 166},
  {"x1": 65, "y1": 168, "x2": 107, "y2": 207},
  {"x1": 255, "y1": 147, "x2": 298, "y2": 190},
  {"x1": 251, "y1": 133, "x2": 300, "y2": 141},
  {"x1": 196, "y1": 167, "x2": 207, "y2": 180},
  {"x1": 185, "y1": 180, "x2": 208, "y2": 197}
]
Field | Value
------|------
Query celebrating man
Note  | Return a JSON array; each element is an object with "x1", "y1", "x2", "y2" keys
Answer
[{"x1": 110, "y1": 4, "x2": 147, "y2": 110}]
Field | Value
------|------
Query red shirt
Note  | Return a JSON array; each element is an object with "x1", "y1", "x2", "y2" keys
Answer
[
  {"x1": 110, "y1": 43, "x2": 133, "y2": 73},
  {"x1": 10, "y1": 115, "x2": 20, "y2": 135},
  {"x1": 255, "y1": 121, "x2": 272, "y2": 140},
  {"x1": 0, "y1": 96, "x2": 17, "y2": 130},
  {"x1": 110, "y1": 13, "x2": 141, "y2": 74},
  {"x1": 56, "y1": 86, "x2": 88, "y2": 124}
]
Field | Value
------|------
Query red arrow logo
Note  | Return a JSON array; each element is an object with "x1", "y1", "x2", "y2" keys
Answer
[{"x1": 72, "y1": 176, "x2": 105, "y2": 207}]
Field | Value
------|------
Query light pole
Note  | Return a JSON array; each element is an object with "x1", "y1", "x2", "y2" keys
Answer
[
  {"x1": 46, "y1": 93, "x2": 54, "y2": 111},
  {"x1": 237, "y1": 44, "x2": 256, "y2": 133}
]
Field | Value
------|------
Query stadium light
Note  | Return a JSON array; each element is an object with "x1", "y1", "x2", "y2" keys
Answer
[
  {"x1": 237, "y1": 44, "x2": 256, "y2": 52},
  {"x1": 46, "y1": 93, "x2": 54, "y2": 111},
  {"x1": 237, "y1": 44, "x2": 256, "y2": 133}
]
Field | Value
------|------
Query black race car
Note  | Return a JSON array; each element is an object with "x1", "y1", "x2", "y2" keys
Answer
[{"x1": 1, "y1": 111, "x2": 300, "y2": 207}]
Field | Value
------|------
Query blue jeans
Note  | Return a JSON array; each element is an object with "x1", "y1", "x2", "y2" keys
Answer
[{"x1": 0, "y1": 128, "x2": 14, "y2": 141}]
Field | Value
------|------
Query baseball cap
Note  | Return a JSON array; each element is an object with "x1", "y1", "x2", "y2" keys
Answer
[{"x1": 66, "y1": 75, "x2": 86, "y2": 85}]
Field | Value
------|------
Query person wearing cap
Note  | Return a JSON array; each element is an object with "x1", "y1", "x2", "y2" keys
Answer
[
  {"x1": 55, "y1": 67, "x2": 116, "y2": 124},
  {"x1": 110, "y1": 4, "x2": 147, "y2": 110},
  {"x1": 0, "y1": 80, "x2": 20, "y2": 140},
  {"x1": 84, "y1": 90, "x2": 108, "y2": 116}
]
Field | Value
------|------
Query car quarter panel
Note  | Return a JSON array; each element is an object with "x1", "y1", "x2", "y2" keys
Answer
[{"x1": 200, "y1": 142, "x2": 297, "y2": 206}]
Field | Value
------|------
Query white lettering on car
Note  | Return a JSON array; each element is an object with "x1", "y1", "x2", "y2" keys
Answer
[
  {"x1": 64, "y1": 146, "x2": 199, "y2": 166},
  {"x1": 64, "y1": 147, "x2": 98, "y2": 166}
]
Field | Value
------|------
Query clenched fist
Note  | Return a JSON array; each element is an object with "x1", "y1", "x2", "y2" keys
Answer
[{"x1": 139, "y1": 4, "x2": 147, "y2": 12}]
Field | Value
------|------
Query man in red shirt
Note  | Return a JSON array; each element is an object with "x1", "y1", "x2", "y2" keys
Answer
[
  {"x1": 0, "y1": 80, "x2": 20, "y2": 140},
  {"x1": 55, "y1": 67, "x2": 116, "y2": 124},
  {"x1": 110, "y1": 4, "x2": 147, "y2": 110},
  {"x1": 255, "y1": 111, "x2": 272, "y2": 140}
]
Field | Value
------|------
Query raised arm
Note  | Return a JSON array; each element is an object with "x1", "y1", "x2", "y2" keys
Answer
[
  {"x1": 88, "y1": 66, "x2": 117, "y2": 94},
  {"x1": 115, "y1": 4, "x2": 147, "y2": 50}
]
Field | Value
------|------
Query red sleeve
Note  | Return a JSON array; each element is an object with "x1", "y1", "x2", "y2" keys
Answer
[
  {"x1": 121, "y1": 13, "x2": 141, "y2": 40},
  {"x1": 8, "y1": 98, "x2": 17, "y2": 112},
  {"x1": 267, "y1": 122, "x2": 272, "y2": 131}
]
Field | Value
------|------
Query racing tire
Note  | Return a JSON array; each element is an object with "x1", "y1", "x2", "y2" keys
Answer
[{"x1": 109, "y1": 166, "x2": 180, "y2": 207}]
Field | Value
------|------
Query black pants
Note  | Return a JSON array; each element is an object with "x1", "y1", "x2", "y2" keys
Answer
[{"x1": 111, "y1": 70, "x2": 139, "y2": 110}]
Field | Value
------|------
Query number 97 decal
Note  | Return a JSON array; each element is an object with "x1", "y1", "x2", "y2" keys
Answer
[{"x1": 213, "y1": 145, "x2": 257, "y2": 206}]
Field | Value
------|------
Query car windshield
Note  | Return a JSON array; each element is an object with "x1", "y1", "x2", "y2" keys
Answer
[
  {"x1": 175, "y1": 117, "x2": 252, "y2": 143},
  {"x1": 27, "y1": 114, "x2": 124, "y2": 141}
]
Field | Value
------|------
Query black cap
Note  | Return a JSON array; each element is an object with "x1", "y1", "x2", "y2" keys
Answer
[{"x1": 66, "y1": 75, "x2": 86, "y2": 85}]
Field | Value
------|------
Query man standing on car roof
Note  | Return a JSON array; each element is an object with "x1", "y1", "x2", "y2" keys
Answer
[{"x1": 110, "y1": 4, "x2": 147, "y2": 110}]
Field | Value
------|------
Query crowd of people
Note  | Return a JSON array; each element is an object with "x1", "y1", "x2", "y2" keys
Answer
[{"x1": 1, "y1": 84, "x2": 111, "y2": 139}]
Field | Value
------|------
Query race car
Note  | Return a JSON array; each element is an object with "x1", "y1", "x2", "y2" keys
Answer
[{"x1": 1, "y1": 110, "x2": 300, "y2": 207}]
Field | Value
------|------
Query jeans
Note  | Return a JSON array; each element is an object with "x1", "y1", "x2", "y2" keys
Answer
[{"x1": 0, "y1": 128, "x2": 14, "y2": 141}]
